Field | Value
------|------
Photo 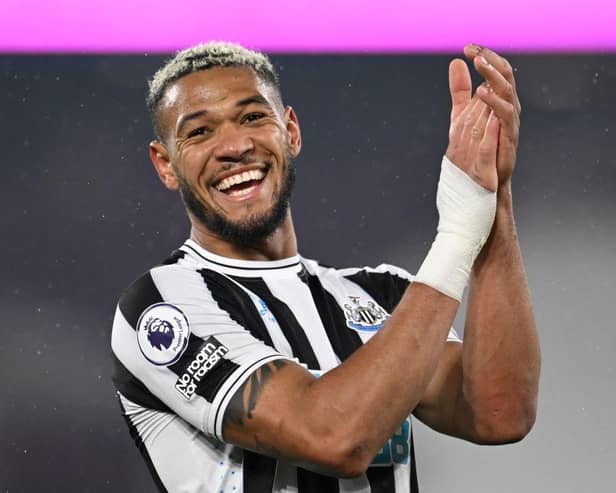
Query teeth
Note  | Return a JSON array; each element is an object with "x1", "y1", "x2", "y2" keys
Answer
[
  {"x1": 228, "y1": 184, "x2": 257, "y2": 197},
  {"x1": 216, "y1": 169, "x2": 265, "y2": 191}
]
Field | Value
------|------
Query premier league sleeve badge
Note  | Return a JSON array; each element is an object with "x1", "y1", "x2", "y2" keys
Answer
[{"x1": 137, "y1": 303, "x2": 191, "y2": 366}]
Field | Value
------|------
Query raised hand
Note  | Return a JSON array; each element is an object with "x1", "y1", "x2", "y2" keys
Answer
[
  {"x1": 464, "y1": 45, "x2": 521, "y2": 188},
  {"x1": 446, "y1": 59, "x2": 500, "y2": 193}
]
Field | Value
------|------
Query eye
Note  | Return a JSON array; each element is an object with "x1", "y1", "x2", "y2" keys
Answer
[
  {"x1": 187, "y1": 126, "x2": 209, "y2": 138},
  {"x1": 242, "y1": 112, "x2": 265, "y2": 124}
]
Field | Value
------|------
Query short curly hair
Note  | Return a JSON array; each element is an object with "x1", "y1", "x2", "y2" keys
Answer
[{"x1": 146, "y1": 41, "x2": 282, "y2": 140}]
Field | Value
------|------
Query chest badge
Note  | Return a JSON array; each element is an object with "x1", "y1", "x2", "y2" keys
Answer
[{"x1": 343, "y1": 296, "x2": 389, "y2": 332}]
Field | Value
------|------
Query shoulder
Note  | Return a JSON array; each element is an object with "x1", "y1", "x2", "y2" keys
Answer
[
  {"x1": 116, "y1": 249, "x2": 197, "y2": 328},
  {"x1": 302, "y1": 257, "x2": 413, "y2": 280},
  {"x1": 301, "y1": 258, "x2": 414, "y2": 312},
  {"x1": 302, "y1": 258, "x2": 413, "y2": 286},
  {"x1": 114, "y1": 248, "x2": 237, "y2": 347}
]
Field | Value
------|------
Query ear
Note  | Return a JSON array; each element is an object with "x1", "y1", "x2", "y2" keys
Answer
[
  {"x1": 284, "y1": 106, "x2": 302, "y2": 158},
  {"x1": 149, "y1": 141, "x2": 179, "y2": 191}
]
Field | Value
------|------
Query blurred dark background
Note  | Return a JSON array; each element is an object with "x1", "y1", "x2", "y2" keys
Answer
[{"x1": 1, "y1": 54, "x2": 615, "y2": 492}]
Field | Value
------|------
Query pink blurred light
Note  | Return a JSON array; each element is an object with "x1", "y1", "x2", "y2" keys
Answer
[{"x1": 1, "y1": 0, "x2": 615, "y2": 53}]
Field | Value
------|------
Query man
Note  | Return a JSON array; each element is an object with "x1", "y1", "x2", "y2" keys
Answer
[{"x1": 111, "y1": 42, "x2": 540, "y2": 492}]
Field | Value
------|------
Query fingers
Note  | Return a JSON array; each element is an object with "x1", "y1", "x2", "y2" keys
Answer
[
  {"x1": 474, "y1": 112, "x2": 500, "y2": 192},
  {"x1": 476, "y1": 83, "x2": 518, "y2": 143},
  {"x1": 446, "y1": 95, "x2": 498, "y2": 192},
  {"x1": 474, "y1": 55, "x2": 511, "y2": 97},
  {"x1": 464, "y1": 104, "x2": 491, "y2": 166},
  {"x1": 473, "y1": 55, "x2": 521, "y2": 115},
  {"x1": 449, "y1": 58, "x2": 472, "y2": 122},
  {"x1": 465, "y1": 45, "x2": 522, "y2": 115},
  {"x1": 447, "y1": 92, "x2": 496, "y2": 176},
  {"x1": 447, "y1": 94, "x2": 482, "y2": 166},
  {"x1": 462, "y1": 45, "x2": 521, "y2": 157},
  {"x1": 464, "y1": 44, "x2": 515, "y2": 89}
]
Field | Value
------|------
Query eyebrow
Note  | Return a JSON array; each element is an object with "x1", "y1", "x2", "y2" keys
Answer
[
  {"x1": 236, "y1": 94, "x2": 272, "y2": 108},
  {"x1": 176, "y1": 109, "x2": 208, "y2": 136},
  {"x1": 175, "y1": 94, "x2": 272, "y2": 136}
]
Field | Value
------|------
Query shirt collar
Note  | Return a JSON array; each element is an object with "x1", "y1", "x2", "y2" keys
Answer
[{"x1": 180, "y1": 239, "x2": 303, "y2": 277}]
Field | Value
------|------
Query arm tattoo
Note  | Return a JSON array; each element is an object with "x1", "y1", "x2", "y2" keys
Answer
[{"x1": 223, "y1": 359, "x2": 287, "y2": 429}]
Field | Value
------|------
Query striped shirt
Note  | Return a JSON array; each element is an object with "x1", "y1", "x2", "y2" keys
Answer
[{"x1": 111, "y1": 239, "x2": 460, "y2": 493}]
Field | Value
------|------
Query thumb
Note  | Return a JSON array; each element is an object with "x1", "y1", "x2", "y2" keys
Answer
[{"x1": 449, "y1": 59, "x2": 472, "y2": 122}]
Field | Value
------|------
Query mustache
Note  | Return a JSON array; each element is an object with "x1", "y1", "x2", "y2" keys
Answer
[{"x1": 218, "y1": 158, "x2": 271, "y2": 170}]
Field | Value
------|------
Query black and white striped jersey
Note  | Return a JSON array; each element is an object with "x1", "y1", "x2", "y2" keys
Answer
[{"x1": 111, "y1": 239, "x2": 460, "y2": 493}]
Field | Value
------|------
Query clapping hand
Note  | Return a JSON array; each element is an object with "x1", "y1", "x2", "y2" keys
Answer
[{"x1": 446, "y1": 45, "x2": 521, "y2": 192}]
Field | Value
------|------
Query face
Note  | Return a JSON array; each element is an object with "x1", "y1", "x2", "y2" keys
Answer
[{"x1": 150, "y1": 66, "x2": 302, "y2": 247}]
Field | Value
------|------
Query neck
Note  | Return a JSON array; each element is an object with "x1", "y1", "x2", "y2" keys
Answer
[{"x1": 189, "y1": 211, "x2": 298, "y2": 261}]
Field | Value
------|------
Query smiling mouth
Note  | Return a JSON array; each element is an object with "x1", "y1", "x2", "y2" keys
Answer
[{"x1": 213, "y1": 168, "x2": 267, "y2": 198}]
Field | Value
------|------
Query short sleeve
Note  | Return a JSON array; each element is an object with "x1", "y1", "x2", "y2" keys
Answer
[{"x1": 111, "y1": 263, "x2": 290, "y2": 441}]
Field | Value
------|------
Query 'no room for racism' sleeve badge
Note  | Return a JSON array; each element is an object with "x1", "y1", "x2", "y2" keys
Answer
[{"x1": 137, "y1": 303, "x2": 191, "y2": 366}]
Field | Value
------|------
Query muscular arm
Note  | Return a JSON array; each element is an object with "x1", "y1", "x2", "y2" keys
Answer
[
  {"x1": 464, "y1": 188, "x2": 540, "y2": 440},
  {"x1": 414, "y1": 47, "x2": 540, "y2": 443},
  {"x1": 414, "y1": 191, "x2": 540, "y2": 443},
  {"x1": 223, "y1": 284, "x2": 458, "y2": 477}
]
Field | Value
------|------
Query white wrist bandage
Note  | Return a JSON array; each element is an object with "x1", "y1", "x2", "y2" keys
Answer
[{"x1": 414, "y1": 156, "x2": 497, "y2": 301}]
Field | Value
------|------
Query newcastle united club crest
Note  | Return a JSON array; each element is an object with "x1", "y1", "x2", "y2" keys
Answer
[{"x1": 343, "y1": 296, "x2": 389, "y2": 332}]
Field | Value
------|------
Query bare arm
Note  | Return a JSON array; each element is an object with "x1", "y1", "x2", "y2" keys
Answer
[
  {"x1": 414, "y1": 46, "x2": 540, "y2": 443},
  {"x1": 223, "y1": 284, "x2": 458, "y2": 477},
  {"x1": 414, "y1": 194, "x2": 540, "y2": 443},
  {"x1": 463, "y1": 187, "x2": 540, "y2": 441}
]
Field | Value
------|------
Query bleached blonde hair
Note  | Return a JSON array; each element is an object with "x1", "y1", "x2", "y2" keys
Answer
[{"x1": 146, "y1": 41, "x2": 281, "y2": 139}]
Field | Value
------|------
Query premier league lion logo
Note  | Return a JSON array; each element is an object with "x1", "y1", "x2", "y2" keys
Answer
[
  {"x1": 137, "y1": 303, "x2": 191, "y2": 366},
  {"x1": 145, "y1": 317, "x2": 175, "y2": 350}
]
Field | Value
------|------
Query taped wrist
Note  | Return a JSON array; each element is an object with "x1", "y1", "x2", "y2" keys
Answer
[{"x1": 414, "y1": 156, "x2": 497, "y2": 300}]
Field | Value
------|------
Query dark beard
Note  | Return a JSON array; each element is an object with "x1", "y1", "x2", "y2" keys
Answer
[{"x1": 177, "y1": 160, "x2": 296, "y2": 248}]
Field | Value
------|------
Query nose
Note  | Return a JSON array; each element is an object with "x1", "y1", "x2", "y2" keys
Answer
[{"x1": 213, "y1": 122, "x2": 254, "y2": 163}]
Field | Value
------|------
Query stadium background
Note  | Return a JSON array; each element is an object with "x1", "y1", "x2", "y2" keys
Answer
[{"x1": 1, "y1": 2, "x2": 615, "y2": 491}]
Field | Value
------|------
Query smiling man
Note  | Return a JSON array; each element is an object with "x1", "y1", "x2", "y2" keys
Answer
[{"x1": 111, "y1": 42, "x2": 540, "y2": 493}]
